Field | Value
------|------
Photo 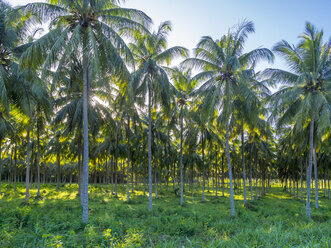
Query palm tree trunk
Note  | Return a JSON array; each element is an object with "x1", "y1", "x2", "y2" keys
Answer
[
  {"x1": 202, "y1": 133, "x2": 205, "y2": 202},
  {"x1": 148, "y1": 85, "x2": 153, "y2": 211},
  {"x1": 241, "y1": 124, "x2": 246, "y2": 203},
  {"x1": 301, "y1": 159, "x2": 305, "y2": 201},
  {"x1": 82, "y1": 51, "x2": 89, "y2": 223},
  {"x1": 77, "y1": 137, "x2": 82, "y2": 204},
  {"x1": 36, "y1": 126, "x2": 41, "y2": 198},
  {"x1": 126, "y1": 115, "x2": 130, "y2": 202},
  {"x1": 14, "y1": 144, "x2": 17, "y2": 192},
  {"x1": 313, "y1": 147, "x2": 319, "y2": 208},
  {"x1": 80, "y1": 149, "x2": 84, "y2": 204},
  {"x1": 115, "y1": 135, "x2": 119, "y2": 197},
  {"x1": 121, "y1": 161, "x2": 124, "y2": 190},
  {"x1": 56, "y1": 152, "x2": 61, "y2": 191},
  {"x1": 306, "y1": 107, "x2": 314, "y2": 219},
  {"x1": 255, "y1": 154, "x2": 258, "y2": 199},
  {"x1": 179, "y1": 108, "x2": 184, "y2": 205},
  {"x1": 226, "y1": 120, "x2": 235, "y2": 216},
  {"x1": 0, "y1": 140, "x2": 2, "y2": 195},
  {"x1": 172, "y1": 161, "x2": 177, "y2": 191},
  {"x1": 143, "y1": 162, "x2": 146, "y2": 196},
  {"x1": 249, "y1": 160, "x2": 253, "y2": 201},
  {"x1": 25, "y1": 130, "x2": 30, "y2": 203},
  {"x1": 221, "y1": 155, "x2": 225, "y2": 197},
  {"x1": 255, "y1": 173, "x2": 258, "y2": 199},
  {"x1": 131, "y1": 158, "x2": 134, "y2": 193},
  {"x1": 328, "y1": 175, "x2": 330, "y2": 200},
  {"x1": 215, "y1": 151, "x2": 218, "y2": 197},
  {"x1": 191, "y1": 162, "x2": 194, "y2": 196},
  {"x1": 324, "y1": 164, "x2": 327, "y2": 198},
  {"x1": 111, "y1": 156, "x2": 114, "y2": 195},
  {"x1": 105, "y1": 157, "x2": 108, "y2": 192}
]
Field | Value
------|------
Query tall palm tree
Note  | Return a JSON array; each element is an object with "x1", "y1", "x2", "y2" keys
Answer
[
  {"x1": 130, "y1": 21, "x2": 188, "y2": 211},
  {"x1": 266, "y1": 22, "x2": 331, "y2": 218},
  {"x1": 20, "y1": 0, "x2": 151, "y2": 222},
  {"x1": 0, "y1": 1, "x2": 38, "y2": 201},
  {"x1": 182, "y1": 20, "x2": 273, "y2": 216},
  {"x1": 233, "y1": 71, "x2": 271, "y2": 204},
  {"x1": 24, "y1": 68, "x2": 52, "y2": 198},
  {"x1": 170, "y1": 68, "x2": 197, "y2": 205},
  {"x1": 0, "y1": 113, "x2": 13, "y2": 194}
]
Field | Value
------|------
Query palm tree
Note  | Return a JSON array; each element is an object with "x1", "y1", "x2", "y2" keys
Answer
[
  {"x1": 182, "y1": 20, "x2": 273, "y2": 216},
  {"x1": 169, "y1": 68, "x2": 197, "y2": 205},
  {"x1": 113, "y1": 72, "x2": 143, "y2": 202},
  {"x1": 0, "y1": 114, "x2": 13, "y2": 194},
  {"x1": 20, "y1": 0, "x2": 151, "y2": 222},
  {"x1": 233, "y1": 71, "x2": 272, "y2": 203},
  {"x1": 190, "y1": 110, "x2": 209, "y2": 202},
  {"x1": 30, "y1": 74, "x2": 52, "y2": 198},
  {"x1": 266, "y1": 22, "x2": 331, "y2": 218},
  {"x1": 130, "y1": 21, "x2": 188, "y2": 211}
]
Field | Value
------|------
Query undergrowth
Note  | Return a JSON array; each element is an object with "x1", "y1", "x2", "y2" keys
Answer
[{"x1": 0, "y1": 183, "x2": 330, "y2": 247}]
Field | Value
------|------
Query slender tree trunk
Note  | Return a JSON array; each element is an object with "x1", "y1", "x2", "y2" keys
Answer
[
  {"x1": 191, "y1": 162, "x2": 194, "y2": 196},
  {"x1": 301, "y1": 160, "x2": 304, "y2": 201},
  {"x1": 105, "y1": 157, "x2": 108, "y2": 192},
  {"x1": 25, "y1": 130, "x2": 30, "y2": 203},
  {"x1": 82, "y1": 50, "x2": 89, "y2": 223},
  {"x1": 202, "y1": 133, "x2": 205, "y2": 202},
  {"x1": 143, "y1": 163, "x2": 146, "y2": 196},
  {"x1": 121, "y1": 161, "x2": 124, "y2": 190},
  {"x1": 180, "y1": 108, "x2": 184, "y2": 205},
  {"x1": 215, "y1": 151, "x2": 218, "y2": 197},
  {"x1": 131, "y1": 157, "x2": 134, "y2": 193},
  {"x1": 324, "y1": 164, "x2": 327, "y2": 198},
  {"x1": 314, "y1": 147, "x2": 319, "y2": 208},
  {"x1": 226, "y1": 120, "x2": 235, "y2": 216},
  {"x1": 241, "y1": 124, "x2": 246, "y2": 203},
  {"x1": 328, "y1": 175, "x2": 330, "y2": 200},
  {"x1": 306, "y1": 107, "x2": 314, "y2": 219},
  {"x1": 249, "y1": 160, "x2": 253, "y2": 201},
  {"x1": 172, "y1": 161, "x2": 177, "y2": 191},
  {"x1": 115, "y1": 135, "x2": 118, "y2": 197},
  {"x1": 255, "y1": 175, "x2": 258, "y2": 200},
  {"x1": 77, "y1": 138, "x2": 83, "y2": 204},
  {"x1": 56, "y1": 152, "x2": 61, "y2": 191},
  {"x1": 111, "y1": 156, "x2": 114, "y2": 194},
  {"x1": 255, "y1": 154, "x2": 258, "y2": 199},
  {"x1": 0, "y1": 140, "x2": 2, "y2": 195},
  {"x1": 126, "y1": 115, "x2": 130, "y2": 202},
  {"x1": 36, "y1": 126, "x2": 41, "y2": 197},
  {"x1": 221, "y1": 156, "x2": 225, "y2": 197},
  {"x1": 14, "y1": 144, "x2": 17, "y2": 192},
  {"x1": 167, "y1": 126, "x2": 171, "y2": 193},
  {"x1": 148, "y1": 85, "x2": 153, "y2": 211}
]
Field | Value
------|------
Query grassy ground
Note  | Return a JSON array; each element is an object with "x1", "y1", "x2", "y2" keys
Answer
[{"x1": 0, "y1": 182, "x2": 330, "y2": 247}]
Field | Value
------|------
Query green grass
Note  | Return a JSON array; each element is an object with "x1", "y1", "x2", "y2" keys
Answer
[{"x1": 0, "y1": 183, "x2": 330, "y2": 247}]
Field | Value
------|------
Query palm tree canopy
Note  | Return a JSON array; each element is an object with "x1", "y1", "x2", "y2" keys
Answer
[{"x1": 182, "y1": 20, "x2": 274, "y2": 124}]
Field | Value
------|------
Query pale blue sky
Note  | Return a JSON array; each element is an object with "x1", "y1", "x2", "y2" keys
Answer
[{"x1": 9, "y1": 0, "x2": 331, "y2": 70}]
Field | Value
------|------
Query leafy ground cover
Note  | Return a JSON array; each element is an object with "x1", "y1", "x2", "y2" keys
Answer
[{"x1": 0, "y1": 183, "x2": 330, "y2": 247}]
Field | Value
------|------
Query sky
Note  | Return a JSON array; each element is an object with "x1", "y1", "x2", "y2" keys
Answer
[{"x1": 9, "y1": 0, "x2": 331, "y2": 71}]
